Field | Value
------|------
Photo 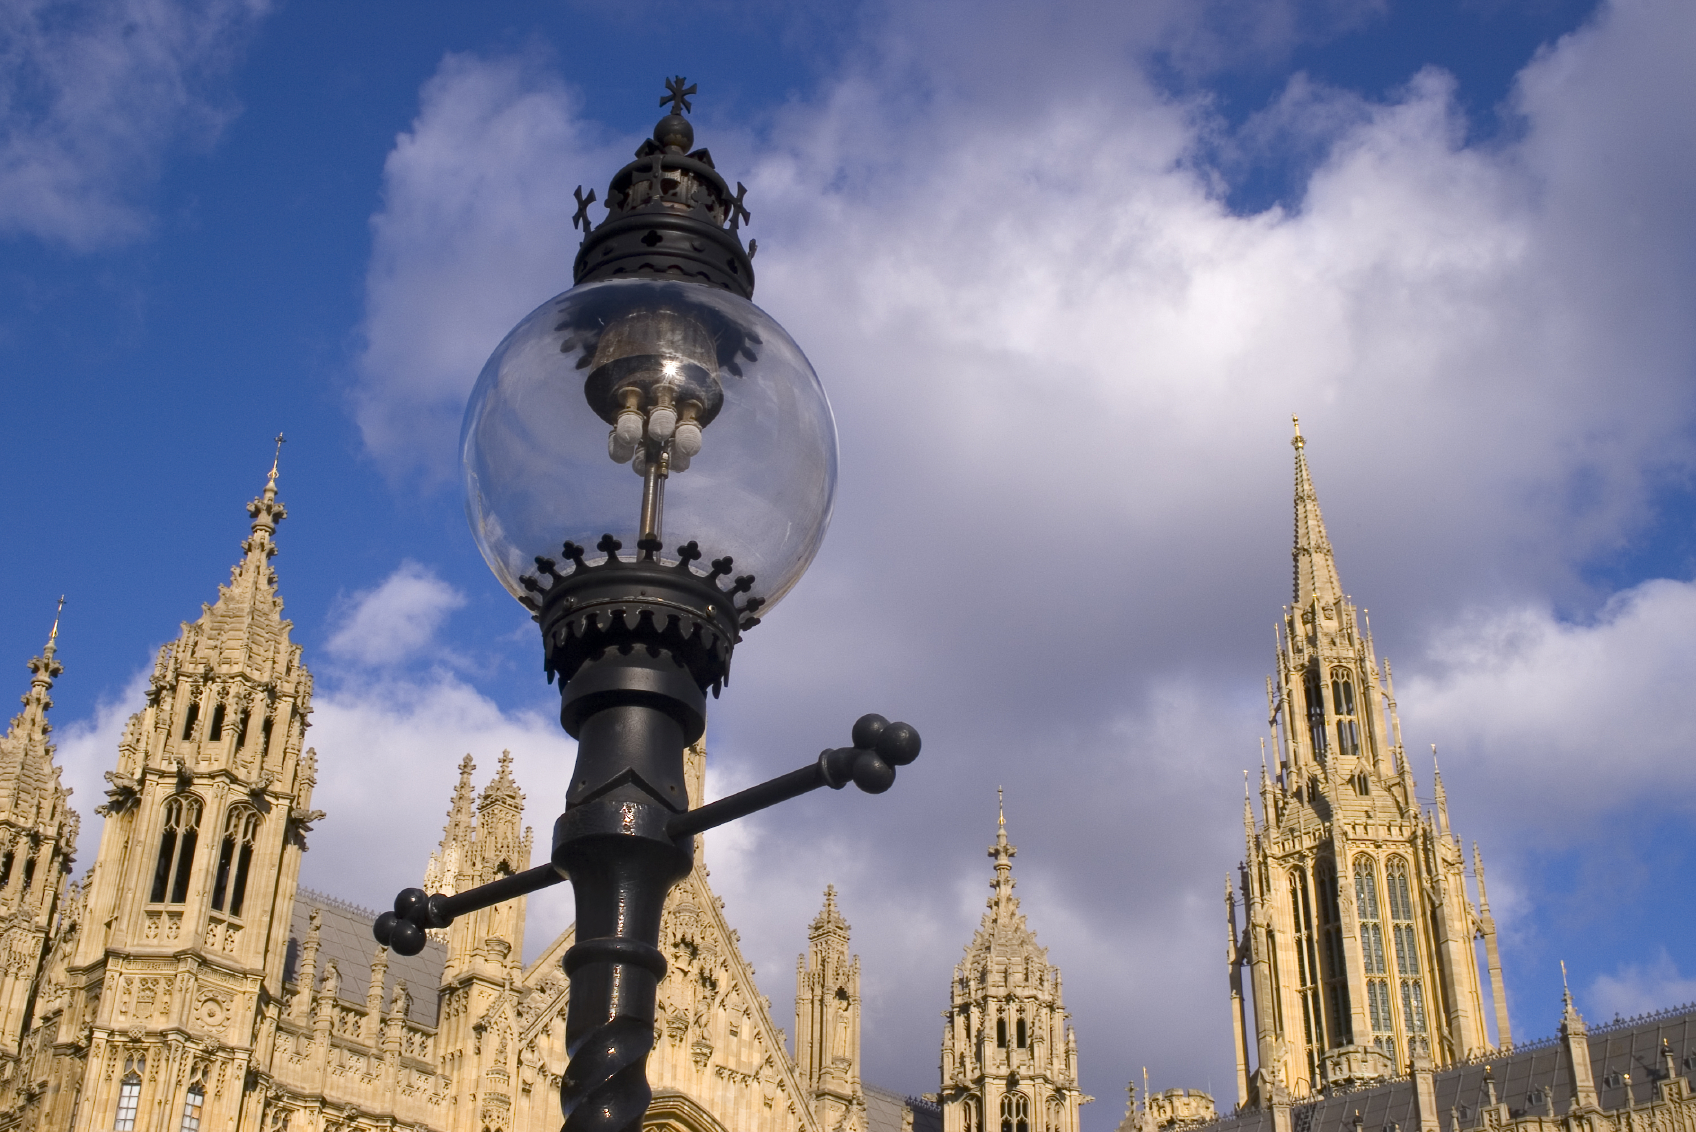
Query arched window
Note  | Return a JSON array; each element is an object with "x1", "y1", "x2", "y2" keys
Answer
[
  {"x1": 1001, "y1": 1093, "x2": 1030, "y2": 1132},
  {"x1": 208, "y1": 701, "x2": 226, "y2": 741},
  {"x1": 963, "y1": 1096, "x2": 980, "y2": 1132},
  {"x1": 1314, "y1": 858, "x2": 1352, "y2": 1046},
  {"x1": 1354, "y1": 857, "x2": 1393, "y2": 1057},
  {"x1": 114, "y1": 1060, "x2": 143, "y2": 1132},
  {"x1": 996, "y1": 1016, "x2": 1008, "y2": 1048},
  {"x1": 1045, "y1": 1094, "x2": 1063, "y2": 1132},
  {"x1": 259, "y1": 714, "x2": 274, "y2": 755},
  {"x1": 1386, "y1": 857, "x2": 1427, "y2": 1036},
  {"x1": 234, "y1": 707, "x2": 252, "y2": 751},
  {"x1": 1330, "y1": 668, "x2": 1359, "y2": 758},
  {"x1": 1265, "y1": 927, "x2": 1284, "y2": 1037},
  {"x1": 1288, "y1": 867, "x2": 1324, "y2": 1085},
  {"x1": 0, "y1": 849, "x2": 12, "y2": 890},
  {"x1": 212, "y1": 806, "x2": 260, "y2": 916},
  {"x1": 151, "y1": 795, "x2": 203, "y2": 904},
  {"x1": 181, "y1": 696, "x2": 200, "y2": 740},
  {"x1": 20, "y1": 853, "x2": 34, "y2": 893},
  {"x1": 179, "y1": 1082, "x2": 205, "y2": 1132},
  {"x1": 1304, "y1": 673, "x2": 1329, "y2": 758},
  {"x1": 1016, "y1": 1016, "x2": 1027, "y2": 1048}
]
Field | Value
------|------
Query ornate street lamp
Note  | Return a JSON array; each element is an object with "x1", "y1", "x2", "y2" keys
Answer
[{"x1": 373, "y1": 78, "x2": 921, "y2": 1132}]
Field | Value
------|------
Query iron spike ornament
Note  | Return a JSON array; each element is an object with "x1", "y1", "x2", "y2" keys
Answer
[{"x1": 378, "y1": 79, "x2": 921, "y2": 1132}]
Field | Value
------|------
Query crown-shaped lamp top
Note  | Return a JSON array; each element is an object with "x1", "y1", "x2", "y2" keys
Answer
[{"x1": 572, "y1": 77, "x2": 757, "y2": 297}]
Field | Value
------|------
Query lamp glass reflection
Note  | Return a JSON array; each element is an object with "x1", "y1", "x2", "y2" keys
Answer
[{"x1": 463, "y1": 278, "x2": 838, "y2": 614}]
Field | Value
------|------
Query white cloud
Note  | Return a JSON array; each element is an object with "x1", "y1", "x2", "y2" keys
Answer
[
  {"x1": 354, "y1": 49, "x2": 630, "y2": 485},
  {"x1": 1588, "y1": 950, "x2": 1696, "y2": 1020},
  {"x1": 0, "y1": 0, "x2": 269, "y2": 248},
  {"x1": 1402, "y1": 577, "x2": 1696, "y2": 837},
  {"x1": 324, "y1": 561, "x2": 466, "y2": 668},
  {"x1": 299, "y1": 669, "x2": 578, "y2": 962},
  {"x1": 50, "y1": 665, "x2": 151, "y2": 867}
]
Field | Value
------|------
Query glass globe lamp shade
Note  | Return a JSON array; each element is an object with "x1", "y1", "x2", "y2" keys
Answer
[{"x1": 463, "y1": 278, "x2": 838, "y2": 616}]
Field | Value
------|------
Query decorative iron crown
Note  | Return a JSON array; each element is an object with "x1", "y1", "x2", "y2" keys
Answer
[
  {"x1": 573, "y1": 76, "x2": 756, "y2": 298},
  {"x1": 519, "y1": 534, "x2": 765, "y2": 697}
]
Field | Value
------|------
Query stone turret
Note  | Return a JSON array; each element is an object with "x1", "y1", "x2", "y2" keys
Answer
[
  {"x1": 940, "y1": 792, "x2": 1089, "y2": 1132},
  {"x1": 797, "y1": 886, "x2": 865, "y2": 1132}
]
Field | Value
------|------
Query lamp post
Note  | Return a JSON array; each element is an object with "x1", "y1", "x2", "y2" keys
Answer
[{"x1": 372, "y1": 78, "x2": 920, "y2": 1132}]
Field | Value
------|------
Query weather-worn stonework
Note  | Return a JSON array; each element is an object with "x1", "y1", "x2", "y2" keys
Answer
[{"x1": 0, "y1": 464, "x2": 942, "y2": 1132}]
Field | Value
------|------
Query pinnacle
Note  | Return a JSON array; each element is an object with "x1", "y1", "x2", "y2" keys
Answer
[
  {"x1": 1290, "y1": 418, "x2": 1345, "y2": 611},
  {"x1": 810, "y1": 884, "x2": 849, "y2": 936}
]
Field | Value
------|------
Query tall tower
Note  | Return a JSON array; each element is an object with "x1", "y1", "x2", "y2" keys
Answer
[
  {"x1": 32, "y1": 455, "x2": 324, "y2": 1131},
  {"x1": 1231, "y1": 420, "x2": 1508, "y2": 1105},
  {"x1": 941, "y1": 795, "x2": 1088, "y2": 1132},
  {"x1": 795, "y1": 885, "x2": 865, "y2": 1132},
  {"x1": 0, "y1": 604, "x2": 78, "y2": 1076}
]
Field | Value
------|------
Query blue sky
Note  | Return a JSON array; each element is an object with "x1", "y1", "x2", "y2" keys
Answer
[{"x1": 4, "y1": 0, "x2": 1696, "y2": 1123}]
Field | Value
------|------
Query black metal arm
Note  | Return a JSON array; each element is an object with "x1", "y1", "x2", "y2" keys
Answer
[{"x1": 374, "y1": 713, "x2": 919, "y2": 957}]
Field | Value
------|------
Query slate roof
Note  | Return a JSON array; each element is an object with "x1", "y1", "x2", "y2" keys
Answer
[
  {"x1": 281, "y1": 887, "x2": 445, "y2": 1028},
  {"x1": 867, "y1": 1083, "x2": 943, "y2": 1132},
  {"x1": 1199, "y1": 1004, "x2": 1696, "y2": 1132}
]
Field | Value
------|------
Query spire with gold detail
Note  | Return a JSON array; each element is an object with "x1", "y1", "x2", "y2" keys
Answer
[{"x1": 1291, "y1": 416, "x2": 1344, "y2": 610}]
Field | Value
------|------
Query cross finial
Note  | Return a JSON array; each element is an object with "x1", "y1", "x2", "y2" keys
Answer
[
  {"x1": 271, "y1": 433, "x2": 286, "y2": 478},
  {"x1": 729, "y1": 181, "x2": 752, "y2": 230},
  {"x1": 662, "y1": 76, "x2": 697, "y2": 116},
  {"x1": 1291, "y1": 413, "x2": 1305, "y2": 449},
  {"x1": 48, "y1": 595, "x2": 64, "y2": 647},
  {"x1": 572, "y1": 185, "x2": 597, "y2": 232}
]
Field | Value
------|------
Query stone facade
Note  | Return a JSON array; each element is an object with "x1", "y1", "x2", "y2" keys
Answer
[{"x1": 0, "y1": 464, "x2": 944, "y2": 1132}]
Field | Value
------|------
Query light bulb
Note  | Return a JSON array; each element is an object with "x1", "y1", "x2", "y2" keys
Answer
[
  {"x1": 673, "y1": 421, "x2": 703, "y2": 459},
  {"x1": 648, "y1": 406, "x2": 677, "y2": 443}
]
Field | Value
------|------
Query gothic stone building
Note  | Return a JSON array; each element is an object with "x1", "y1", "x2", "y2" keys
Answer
[
  {"x1": 1112, "y1": 423, "x2": 1696, "y2": 1132},
  {"x1": 0, "y1": 464, "x2": 956, "y2": 1132}
]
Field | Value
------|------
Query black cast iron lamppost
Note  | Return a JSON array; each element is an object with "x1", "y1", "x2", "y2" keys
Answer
[{"x1": 372, "y1": 77, "x2": 920, "y2": 1132}]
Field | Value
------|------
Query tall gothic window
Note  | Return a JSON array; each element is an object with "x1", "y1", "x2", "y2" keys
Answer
[
  {"x1": 1330, "y1": 668, "x2": 1359, "y2": 758},
  {"x1": 114, "y1": 1060, "x2": 143, "y2": 1132},
  {"x1": 20, "y1": 853, "x2": 34, "y2": 893},
  {"x1": 1001, "y1": 1093, "x2": 1030, "y2": 1132},
  {"x1": 1314, "y1": 858, "x2": 1352, "y2": 1047},
  {"x1": 211, "y1": 806, "x2": 260, "y2": 916},
  {"x1": 1288, "y1": 867, "x2": 1324, "y2": 1087},
  {"x1": 1045, "y1": 1094, "x2": 1063, "y2": 1132},
  {"x1": 181, "y1": 696, "x2": 200, "y2": 740},
  {"x1": 964, "y1": 1096, "x2": 980, "y2": 1132},
  {"x1": 1354, "y1": 857, "x2": 1394, "y2": 1060},
  {"x1": 179, "y1": 1082, "x2": 205, "y2": 1132},
  {"x1": 208, "y1": 701, "x2": 226, "y2": 741},
  {"x1": 1265, "y1": 928, "x2": 1284, "y2": 1037},
  {"x1": 997, "y1": 1016, "x2": 1007, "y2": 1048},
  {"x1": 0, "y1": 849, "x2": 12, "y2": 889},
  {"x1": 1016, "y1": 1016, "x2": 1028, "y2": 1048},
  {"x1": 1387, "y1": 857, "x2": 1427, "y2": 1036},
  {"x1": 1304, "y1": 673, "x2": 1328, "y2": 758},
  {"x1": 234, "y1": 707, "x2": 252, "y2": 751},
  {"x1": 151, "y1": 795, "x2": 203, "y2": 904}
]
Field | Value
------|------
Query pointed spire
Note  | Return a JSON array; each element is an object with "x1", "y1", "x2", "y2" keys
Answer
[
  {"x1": 1291, "y1": 415, "x2": 1345, "y2": 610},
  {"x1": 1473, "y1": 843, "x2": 1490, "y2": 910},
  {"x1": 1243, "y1": 769, "x2": 1257, "y2": 840},
  {"x1": 243, "y1": 434, "x2": 288, "y2": 564},
  {"x1": 988, "y1": 787, "x2": 1018, "y2": 914},
  {"x1": 14, "y1": 599, "x2": 65, "y2": 741},
  {"x1": 1561, "y1": 961, "x2": 1575, "y2": 1015},
  {"x1": 1432, "y1": 746, "x2": 1450, "y2": 834}
]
